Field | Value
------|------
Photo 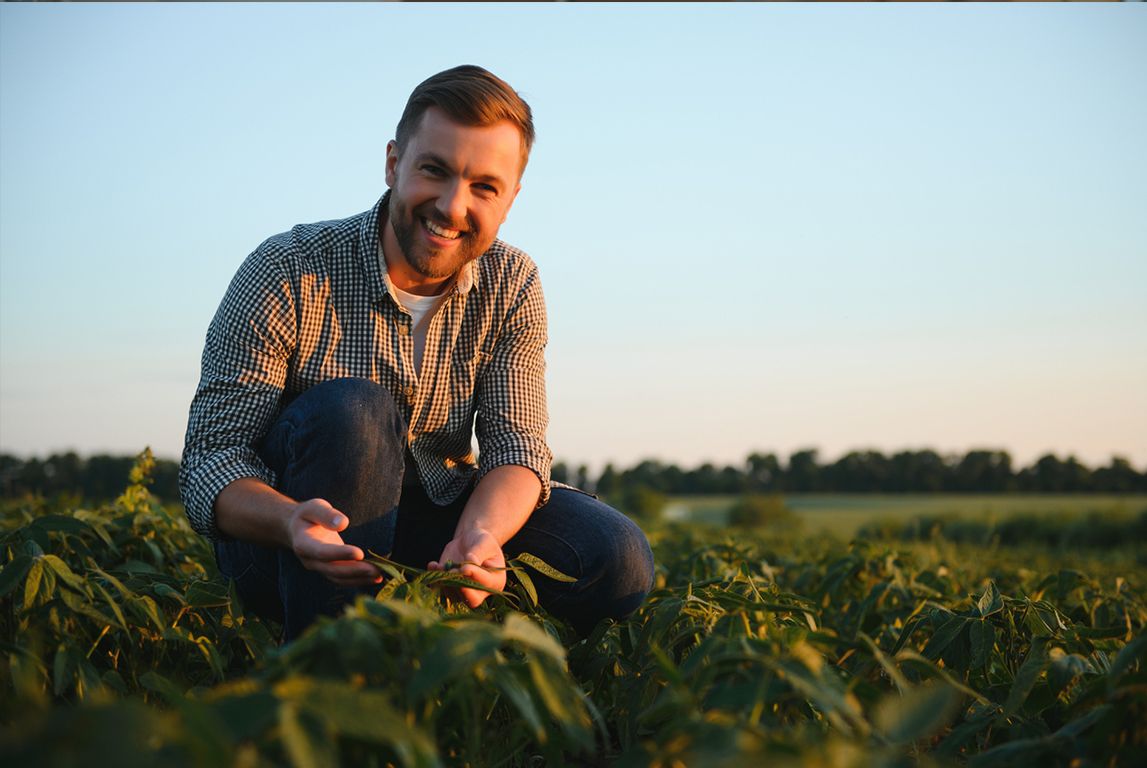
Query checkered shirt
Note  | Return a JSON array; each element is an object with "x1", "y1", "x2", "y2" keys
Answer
[{"x1": 179, "y1": 193, "x2": 552, "y2": 540}]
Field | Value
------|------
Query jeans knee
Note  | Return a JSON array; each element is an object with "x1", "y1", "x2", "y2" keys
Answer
[
  {"x1": 299, "y1": 378, "x2": 405, "y2": 446},
  {"x1": 608, "y1": 514, "x2": 656, "y2": 596},
  {"x1": 262, "y1": 377, "x2": 408, "y2": 526}
]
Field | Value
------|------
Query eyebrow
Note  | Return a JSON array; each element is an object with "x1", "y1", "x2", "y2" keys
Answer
[{"x1": 416, "y1": 152, "x2": 508, "y2": 188}]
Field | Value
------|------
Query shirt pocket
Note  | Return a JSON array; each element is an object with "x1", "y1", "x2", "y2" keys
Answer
[{"x1": 449, "y1": 348, "x2": 492, "y2": 403}]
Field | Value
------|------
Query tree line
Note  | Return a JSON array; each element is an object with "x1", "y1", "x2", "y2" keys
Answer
[
  {"x1": 0, "y1": 452, "x2": 181, "y2": 503},
  {"x1": 554, "y1": 449, "x2": 1147, "y2": 496},
  {"x1": 2, "y1": 448, "x2": 1144, "y2": 504}
]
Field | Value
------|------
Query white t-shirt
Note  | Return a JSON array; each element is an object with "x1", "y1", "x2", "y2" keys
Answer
[{"x1": 392, "y1": 284, "x2": 451, "y2": 376}]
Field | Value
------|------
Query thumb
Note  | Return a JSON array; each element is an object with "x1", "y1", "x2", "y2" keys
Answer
[{"x1": 303, "y1": 500, "x2": 348, "y2": 531}]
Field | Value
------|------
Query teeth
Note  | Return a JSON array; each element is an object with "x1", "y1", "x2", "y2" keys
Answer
[{"x1": 424, "y1": 219, "x2": 462, "y2": 240}]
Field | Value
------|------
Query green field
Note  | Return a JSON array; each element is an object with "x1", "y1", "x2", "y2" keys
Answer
[
  {"x1": 2, "y1": 455, "x2": 1145, "y2": 766},
  {"x1": 665, "y1": 493, "x2": 1147, "y2": 537}
]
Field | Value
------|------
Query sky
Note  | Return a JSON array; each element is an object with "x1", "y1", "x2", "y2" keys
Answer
[{"x1": 1, "y1": 3, "x2": 1145, "y2": 473}]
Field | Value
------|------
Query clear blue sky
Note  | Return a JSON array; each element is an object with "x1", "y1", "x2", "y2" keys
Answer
[{"x1": 2, "y1": 3, "x2": 1145, "y2": 472}]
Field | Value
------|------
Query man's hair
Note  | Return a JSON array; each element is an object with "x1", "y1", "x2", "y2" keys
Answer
[{"x1": 395, "y1": 65, "x2": 535, "y2": 175}]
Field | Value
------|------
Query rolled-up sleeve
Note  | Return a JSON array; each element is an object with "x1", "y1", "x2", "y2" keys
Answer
[
  {"x1": 179, "y1": 247, "x2": 297, "y2": 540},
  {"x1": 474, "y1": 265, "x2": 553, "y2": 507}
]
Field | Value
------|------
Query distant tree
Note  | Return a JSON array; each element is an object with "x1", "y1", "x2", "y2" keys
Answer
[
  {"x1": 551, "y1": 461, "x2": 570, "y2": 485},
  {"x1": 953, "y1": 450, "x2": 1014, "y2": 493},
  {"x1": 1020, "y1": 454, "x2": 1068, "y2": 493},
  {"x1": 824, "y1": 450, "x2": 890, "y2": 492},
  {"x1": 621, "y1": 459, "x2": 672, "y2": 493},
  {"x1": 616, "y1": 484, "x2": 667, "y2": 525},
  {"x1": 889, "y1": 450, "x2": 947, "y2": 492},
  {"x1": 746, "y1": 452, "x2": 782, "y2": 492},
  {"x1": 720, "y1": 465, "x2": 745, "y2": 494},
  {"x1": 596, "y1": 463, "x2": 621, "y2": 498},
  {"x1": 575, "y1": 464, "x2": 590, "y2": 492},
  {"x1": 787, "y1": 449, "x2": 821, "y2": 492},
  {"x1": 727, "y1": 494, "x2": 800, "y2": 530},
  {"x1": 86, "y1": 455, "x2": 137, "y2": 500},
  {"x1": 683, "y1": 463, "x2": 723, "y2": 495},
  {"x1": 1092, "y1": 457, "x2": 1142, "y2": 493}
]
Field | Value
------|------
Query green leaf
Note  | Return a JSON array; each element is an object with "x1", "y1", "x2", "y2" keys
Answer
[
  {"x1": 140, "y1": 670, "x2": 185, "y2": 704},
  {"x1": 407, "y1": 623, "x2": 502, "y2": 700},
  {"x1": 41, "y1": 555, "x2": 87, "y2": 593},
  {"x1": 274, "y1": 677, "x2": 440, "y2": 767},
  {"x1": 59, "y1": 587, "x2": 119, "y2": 630},
  {"x1": 150, "y1": 582, "x2": 187, "y2": 604},
  {"x1": 279, "y1": 701, "x2": 337, "y2": 768},
  {"x1": 185, "y1": 579, "x2": 231, "y2": 608},
  {"x1": 511, "y1": 552, "x2": 577, "y2": 583},
  {"x1": 922, "y1": 615, "x2": 968, "y2": 661},
  {"x1": 23, "y1": 558, "x2": 43, "y2": 611},
  {"x1": 0, "y1": 554, "x2": 33, "y2": 600},
  {"x1": 30, "y1": 514, "x2": 93, "y2": 537},
  {"x1": 969, "y1": 735, "x2": 1058, "y2": 767},
  {"x1": 512, "y1": 567, "x2": 539, "y2": 608},
  {"x1": 976, "y1": 581, "x2": 1002, "y2": 617},
  {"x1": 491, "y1": 668, "x2": 547, "y2": 742},
  {"x1": 875, "y1": 683, "x2": 963, "y2": 745},
  {"x1": 896, "y1": 650, "x2": 994, "y2": 706},
  {"x1": 53, "y1": 645, "x2": 78, "y2": 697},
  {"x1": 501, "y1": 613, "x2": 566, "y2": 662},
  {"x1": 1004, "y1": 636, "x2": 1050, "y2": 717},
  {"x1": 970, "y1": 619, "x2": 995, "y2": 673},
  {"x1": 1106, "y1": 631, "x2": 1147, "y2": 690},
  {"x1": 1048, "y1": 649, "x2": 1091, "y2": 698},
  {"x1": 89, "y1": 579, "x2": 129, "y2": 631},
  {"x1": 857, "y1": 631, "x2": 910, "y2": 694},
  {"x1": 527, "y1": 654, "x2": 581, "y2": 728}
]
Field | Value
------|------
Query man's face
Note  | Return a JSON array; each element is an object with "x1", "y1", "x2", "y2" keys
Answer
[{"x1": 384, "y1": 107, "x2": 523, "y2": 290}]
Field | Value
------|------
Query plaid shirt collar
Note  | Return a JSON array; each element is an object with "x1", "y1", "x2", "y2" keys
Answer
[{"x1": 363, "y1": 191, "x2": 479, "y2": 308}]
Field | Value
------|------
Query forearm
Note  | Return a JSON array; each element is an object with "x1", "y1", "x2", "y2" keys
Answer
[
  {"x1": 456, "y1": 465, "x2": 542, "y2": 545},
  {"x1": 214, "y1": 477, "x2": 297, "y2": 548}
]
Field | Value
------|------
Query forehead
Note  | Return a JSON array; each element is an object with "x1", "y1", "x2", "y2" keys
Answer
[{"x1": 403, "y1": 107, "x2": 525, "y2": 180}]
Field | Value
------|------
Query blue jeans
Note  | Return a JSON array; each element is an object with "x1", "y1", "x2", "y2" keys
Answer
[{"x1": 214, "y1": 378, "x2": 655, "y2": 641}]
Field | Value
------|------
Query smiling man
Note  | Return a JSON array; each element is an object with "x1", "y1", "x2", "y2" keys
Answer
[{"x1": 179, "y1": 66, "x2": 654, "y2": 641}]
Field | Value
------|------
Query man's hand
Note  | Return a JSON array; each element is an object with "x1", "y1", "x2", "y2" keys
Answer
[
  {"x1": 286, "y1": 499, "x2": 382, "y2": 588},
  {"x1": 429, "y1": 527, "x2": 507, "y2": 608}
]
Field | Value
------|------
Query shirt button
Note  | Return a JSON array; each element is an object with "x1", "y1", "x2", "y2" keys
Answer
[
  {"x1": 398, "y1": 325, "x2": 409, "y2": 336},
  {"x1": 403, "y1": 386, "x2": 414, "y2": 397}
]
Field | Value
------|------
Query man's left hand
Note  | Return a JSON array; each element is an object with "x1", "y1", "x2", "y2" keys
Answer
[{"x1": 429, "y1": 527, "x2": 507, "y2": 608}]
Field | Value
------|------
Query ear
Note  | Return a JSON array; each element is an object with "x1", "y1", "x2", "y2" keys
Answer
[
  {"x1": 384, "y1": 140, "x2": 399, "y2": 187},
  {"x1": 501, "y1": 182, "x2": 523, "y2": 224}
]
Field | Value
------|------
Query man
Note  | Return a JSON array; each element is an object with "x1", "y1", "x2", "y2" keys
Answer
[{"x1": 180, "y1": 65, "x2": 654, "y2": 641}]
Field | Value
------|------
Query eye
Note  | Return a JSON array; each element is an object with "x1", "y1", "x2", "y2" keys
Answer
[
  {"x1": 420, "y1": 163, "x2": 446, "y2": 177},
  {"x1": 474, "y1": 183, "x2": 498, "y2": 196}
]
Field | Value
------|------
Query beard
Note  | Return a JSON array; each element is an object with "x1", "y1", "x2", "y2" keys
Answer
[{"x1": 388, "y1": 195, "x2": 488, "y2": 280}]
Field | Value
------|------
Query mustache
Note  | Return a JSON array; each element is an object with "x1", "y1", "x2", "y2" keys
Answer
[{"x1": 418, "y1": 206, "x2": 473, "y2": 234}]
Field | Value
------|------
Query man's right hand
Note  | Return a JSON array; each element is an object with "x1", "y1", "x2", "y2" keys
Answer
[
  {"x1": 216, "y1": 478, "x2": 383, "y2": 588},
  {"x1": 285, "y1": 499, "x2": 383, "y2": 588}
]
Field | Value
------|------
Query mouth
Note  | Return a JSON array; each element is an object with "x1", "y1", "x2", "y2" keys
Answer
[{"x1": 422, "y1": 217, "x2": 464, "y2": 241}]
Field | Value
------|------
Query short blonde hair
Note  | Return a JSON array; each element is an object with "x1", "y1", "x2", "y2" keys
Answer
[{"x1": 395, "y1": 65, "x2": 535, "y2": 175}]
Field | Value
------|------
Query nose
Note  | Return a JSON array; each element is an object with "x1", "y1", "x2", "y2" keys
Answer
[{"x1": 435, "y1": 181, "x2": 468, "y2": 227}]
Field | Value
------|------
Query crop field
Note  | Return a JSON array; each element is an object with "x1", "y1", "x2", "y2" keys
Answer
[{"x1": 2, "y1": 452, "x2": 1145, "y2": 766}]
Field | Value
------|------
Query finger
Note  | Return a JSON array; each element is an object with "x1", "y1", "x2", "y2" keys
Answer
[
  {"x1": 308, "y1": 560, "x2": 381, "y2": 582},
  {"x1": 301, "y1": 503, "x2": 349, "y2": 531},
  {"x1": 309, "y1": 561, "x2": 380, "y2": 586},
  {"x1": 297, "y1": 539, "x2": 364, "y2": 563},
  {"x1": 460, "y1": 587, "x2": 488, "y2": 609}
]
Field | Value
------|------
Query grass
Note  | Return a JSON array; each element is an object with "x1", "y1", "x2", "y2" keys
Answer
[{"x1": 665, "y1": 493, "x2": 1147, "y2": 537}]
